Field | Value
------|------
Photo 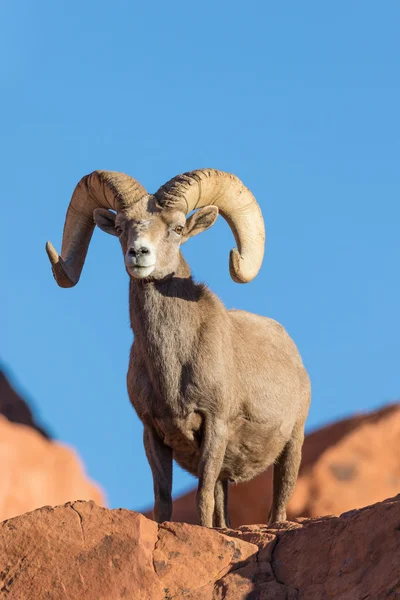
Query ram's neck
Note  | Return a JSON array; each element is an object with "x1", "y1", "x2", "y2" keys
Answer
[{"x1": 128, "y1": 255, "x2": 207, "y2": 406}]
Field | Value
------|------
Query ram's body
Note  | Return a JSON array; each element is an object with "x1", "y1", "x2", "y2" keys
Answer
[
  {"x1": 128, "y1": 269, "x2": 310, "y2": 485},
  {"x1": 46, "y1": 168, "x2": 311, "y2": 527}
]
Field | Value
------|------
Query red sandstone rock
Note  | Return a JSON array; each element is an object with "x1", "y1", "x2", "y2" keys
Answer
[
  {"x1": 1, "y1": 497, "x2": 399, "y2": 599},
  {"x1": 0, "y1": 415, "x2": 104, "y2": 521},
  {"x1": 0, "y1": 501, "x2": 256, "y2": 599},
  {"x1": 165, "y1": 403, "x2": 400, "y2": 526}
]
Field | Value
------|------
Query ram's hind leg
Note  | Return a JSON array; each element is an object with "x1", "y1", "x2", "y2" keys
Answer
[
  {"x1": 269, "y1": 421, "x2": 304, "y2": 524},
  {"x1": 213, "y1": 480, "x2": 230, "y2": 528}
]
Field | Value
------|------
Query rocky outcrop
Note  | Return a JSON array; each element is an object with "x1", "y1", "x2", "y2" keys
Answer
[
  {"x1": 1, "y1": 496, "x2": 399, "y2": 599},
  {"x1": 0, "y1": 369, "x2": 105, "y2": 521},
  {"x1": 0, "y1": 415, "x2": 104, "y2": 522},
  {"x1": 0, "y1": 369, "x2": 49, "y2": 437},
  {"x1": 167, "y1": 403, "x2": 400, "y2": 526}
]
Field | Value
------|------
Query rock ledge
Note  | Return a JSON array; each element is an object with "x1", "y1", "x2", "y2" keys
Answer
[{"x1": 1, "y1": 495, "x2": 399, "y2": 599}]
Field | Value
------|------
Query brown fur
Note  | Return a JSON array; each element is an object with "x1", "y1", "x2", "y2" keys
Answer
[{"x1": 94, "y1": 198, "x2": 311, "y2": 528}]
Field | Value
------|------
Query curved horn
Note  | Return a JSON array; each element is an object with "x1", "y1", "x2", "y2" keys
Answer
[
  {"x1": 155, "y1": 169, "x2": 265, "y2": 283},
  {"x1": 46, "y1": 170, "x2": 148, "y2": 288}
]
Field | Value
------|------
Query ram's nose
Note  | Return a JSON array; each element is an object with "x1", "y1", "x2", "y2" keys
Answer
[{"x1": 128, "y1": 245, "x2": 150, "y2": 258}]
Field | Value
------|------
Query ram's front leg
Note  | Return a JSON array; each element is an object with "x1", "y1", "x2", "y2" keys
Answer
[
  {"x1": 197, "y1": 417, "x2": 228, "y2": 527},
  {"x1": 143, "y1": 425, "x2": 173, "y2": 523}
]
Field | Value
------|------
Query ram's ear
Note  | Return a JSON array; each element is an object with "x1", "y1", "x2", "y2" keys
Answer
[
  {"x1": 93, "y1": 208, "x2": 118, "y2": 236},
  {"x1": 182, "y1": 206, "x2": 219, "y2": 243}
]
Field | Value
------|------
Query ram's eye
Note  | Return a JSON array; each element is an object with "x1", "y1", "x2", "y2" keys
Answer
[
  {"x1": 174, "y1": 225, "x2": 184, "y2": 235},
  {"x1": 115, "y1": 226, "x2": 123, "y2": 235}
]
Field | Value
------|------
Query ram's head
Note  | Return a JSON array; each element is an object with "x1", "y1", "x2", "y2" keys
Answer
[{"x1": 46, "y1": 169, "x2": 265, "y2": 286}]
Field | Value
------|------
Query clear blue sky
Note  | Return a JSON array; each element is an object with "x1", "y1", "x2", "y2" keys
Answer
[{"x1": 1, "y1": 1, "x2": 399, "y2": 511}]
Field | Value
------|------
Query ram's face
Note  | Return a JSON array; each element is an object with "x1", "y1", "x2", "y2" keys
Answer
[
  {"x1": 93, "y1": 197, "x2": 185, "y2": 280},
  {"x1": 93, "y1": 196, "x2": 219, "y2": 281},
  {"x1": 118, "y1": 207, "x2": 187, "y2": 280}
]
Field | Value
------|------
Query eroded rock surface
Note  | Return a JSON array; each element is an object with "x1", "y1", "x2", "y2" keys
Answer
[{"x1": 1, "y1": 497, "x2": 400, "y2": 599}]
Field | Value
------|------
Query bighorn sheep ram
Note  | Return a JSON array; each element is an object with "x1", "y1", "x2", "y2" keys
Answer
[{"x1": 46, "y1": 169, "x2": 310, "y2": 528}]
